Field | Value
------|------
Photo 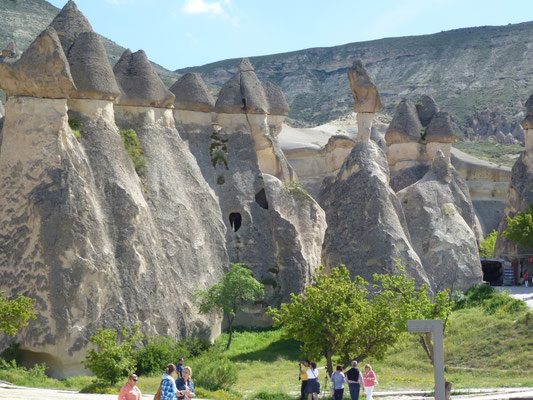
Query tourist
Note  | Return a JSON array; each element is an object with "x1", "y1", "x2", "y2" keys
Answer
[
  {"x1": 331, "y1": 365, "x2": 347, "y2": 400},
  {"x1": 305, "y1": 362, "x2": 320, "y2": 400},
  {"x1": 299, "y1": 360, "x2": 310, "y2": 400},
  {"x1": 160, "y1": 363, "x2": 179, "y2": 400},
  {"x1": 525, "y1": 270, "x2": 529, "y2": 288},
  {"x1": 176, "y1": 366, "x2": 196, "y2": 400},
  {"x1": 363, "y1": 364, "x2": 378, "y2": 400},
  {"x1": 177, "y1": 357, "x2": 185, "y2": 378},
  {"x1": 118, "y1": 373, "x2": 141, "y2": 400},
  {"x1": 345, "y1": 360, "x2": 365, "y2": 400}
]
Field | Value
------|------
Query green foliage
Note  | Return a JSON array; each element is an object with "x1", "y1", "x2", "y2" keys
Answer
[
  {"x1": 268, "y1": 263, "x2": 451, "y2": 375},
  {"x1": 120, "y1": 129, "x2": 147, "y2": 178},
  {"x1": 0, "y1": 291, "x2": 36, "y2": 336},
  {"x1": 83, "y1": 325, "x2": 144, "y2": 385},
  {"x1": 189, "y1": 350, "x2": 238, "y2": 391},
  {"x1": 453, "y1": 285, "x2": 527, "y2": 315},
  {"x1": 195, "y1": 388, "x2": 242, "y2": 400},
  {"x1": 453, "y1": 141, "x2": 523, "y2": 167},
  {"x1": 420, "y1": 127, "x2": 427, "y2": 140},
  {"x1": 0, "y1": 342, "x2": 22, "y2": 364},
  {"x1": 282, "y1": 181, "x2": 309, "y2": 201},
  {"x1": 68, "y1": 118, "x2": 82, "y2": 140},
  {"x1": 251, "y1": 391, "x2": 290, "y2": 400},
  {"x1": 479, "y1": 230, "x2": 498, "y2": 257},
  {"x1": 133, "y1": 336, "x2": 211, "y2": 376},
  {"x1": 210, "y1": 131, "x2": 229, "y2": 170},
  {"x1": 195, "y1": 263, "x2": 264, "y2": 350},
  {"x1": 503, "y1": 204, "x2": 533, "y2": 250}
]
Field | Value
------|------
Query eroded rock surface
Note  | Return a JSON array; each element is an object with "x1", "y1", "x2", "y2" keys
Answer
[{"x1": 170, "y1": 72, "x2": 215, "y2": 113}]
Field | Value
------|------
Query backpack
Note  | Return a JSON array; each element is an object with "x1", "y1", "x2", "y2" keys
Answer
[{"x1": 153, "y1": 380, "x2": 163, "y2": 400}]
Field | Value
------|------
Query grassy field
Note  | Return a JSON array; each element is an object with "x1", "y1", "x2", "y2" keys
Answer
[
  {"x1": 453, "y1": 141, "x2": 524, "y2": 167},
  {"x1": 1, "y1": 295, "x2": 532, "y2": 399}
]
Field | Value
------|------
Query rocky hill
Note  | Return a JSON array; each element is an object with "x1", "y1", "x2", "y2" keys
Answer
[{"x1": 179, "y1": 22, "x2": 533, "y2": 133}]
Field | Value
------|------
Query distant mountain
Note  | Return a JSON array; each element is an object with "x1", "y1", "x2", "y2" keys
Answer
[{"x1": 179, "y1": 22, "x2": 533, "y2": 133}]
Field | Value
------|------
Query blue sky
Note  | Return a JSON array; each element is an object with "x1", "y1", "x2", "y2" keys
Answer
[{"x1": 47, "y1": 0, "x2": 533, "y2": 71}]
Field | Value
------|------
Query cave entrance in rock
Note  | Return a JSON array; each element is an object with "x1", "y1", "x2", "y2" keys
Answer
[
  {"x1": 481, "y1": 259, "x2": 504, "y2": 286},
  {"x1": 255, "y1": 188, "x2": 269, "y2": 209},
  {"x1": 229, "y1": 212, "x2": 242, "y2": 232}
]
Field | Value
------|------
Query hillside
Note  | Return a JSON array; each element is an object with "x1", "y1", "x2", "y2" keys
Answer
[{"x1": 179, "y1": 22, "x2": 533, "y2": 132}]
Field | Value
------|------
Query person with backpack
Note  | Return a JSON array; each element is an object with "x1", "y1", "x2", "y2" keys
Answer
[
  {"x1": 331, "y1": 365, "x2": 347, "y2": 400},
  {"x1": 345, "y1": 360, "x2": 365, "y2": 400}
]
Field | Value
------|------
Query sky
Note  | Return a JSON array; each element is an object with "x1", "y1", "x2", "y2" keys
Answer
[{"x1": 47, "y1": 0, "x2": 533, "y2": 71}]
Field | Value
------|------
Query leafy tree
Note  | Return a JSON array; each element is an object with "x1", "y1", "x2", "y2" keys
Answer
[
  {"x1": 195, "y1": 263, "x2": 264, "y2": 350},
  {"x1": 479, "y1": 230, "x2": 498, "y2": 257},
  {"x1": 267, "y1": 264, "x2": 450, "y2": 376},
  {"x1": 0, "y1": 291, "x2": 36, "y2": 336},
  {"x1": 503, "y1": 204, "x2": 533, "y2": 250},
  {"x1": 83, "y1": 325, "x2": 144, "y2": 385}
]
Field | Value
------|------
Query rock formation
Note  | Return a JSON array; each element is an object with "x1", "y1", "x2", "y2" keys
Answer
[
  {"x1": 347, "y1": 60, "x2": 381, "y2": 142},
  {"x1": 320, "y1": 139, "x2": 430, "y2": 287},
  {"x1": 397, "y1": 151, "x2": 483, "y2": 291},
  {"x1": 48, "y1": 0, "x2": 93, "y2": 55},
  {"x1": 215, "y1": 58, "x2": 295, "y2": 182},
  {"x1": 172, "y1": 63, "x2": 326, "y2": 324},
  {"x1": 495, "y1": 93, "x2": 533, "y2": 256}
]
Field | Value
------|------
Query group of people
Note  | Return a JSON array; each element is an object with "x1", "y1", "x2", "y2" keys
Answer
[
  {"x1": 299, "y1": 360, "x2": 377, "y2": 400},
  {"x1": 118, "y1": 357, "x2": 196, "y2": 400}
]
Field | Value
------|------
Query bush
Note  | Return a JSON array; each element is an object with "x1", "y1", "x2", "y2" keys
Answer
[
  {"x1": 83, "y1": 325, "x2": 144, "y2": 385},
  {"x1": 251, "y1": 391, "x2": 292, "y2": 400},
  {"x1": 190, "y1": 350, "x2": 238, "y2": 391},
  {"x1": 120, "y1": 129, "x2": 147, "y2": 178},
  {"x1": 195, "y1": 388, "x2": 242, "y2": 400},
  {"x1": 453, "y1": 285, "x2": 527, "y2": 315},
  {"x1": 68, "y1": 118, "x2": 82, "y2": 140},
  {"x1": 0, "y1": 342, "x2": 22, "y2": 364},
  {"x1": 133, "y1": 336, "x2": 211, "y2": 376}
]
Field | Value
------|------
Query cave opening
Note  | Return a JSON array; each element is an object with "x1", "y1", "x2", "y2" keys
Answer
[
  {"x1": 255, "y1": 188, "x2": 269, "y2": 209},
  {"x1": 229, "y1": 212, "x2": 242, "y2": 232}
]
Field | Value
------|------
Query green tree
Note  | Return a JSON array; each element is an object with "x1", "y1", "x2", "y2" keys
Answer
[
  {"x1": 503, "y1": 204, "x2": 533, "y2": 250},
  {"x1": 83, "y1": 325, "x2": 144, "y2": 385},
  {"x1": 479, "y1": 230, "x2": 498, "y2": 257},
  {"x1": 267, "y1": 264, "x2": 450, "y2": 376},
  {"x1": 195, "y1": 263, "x2": 264, "y2": 350},
  {"x1": 0, "y1": 291, "x2": 36, "y2": 336}
]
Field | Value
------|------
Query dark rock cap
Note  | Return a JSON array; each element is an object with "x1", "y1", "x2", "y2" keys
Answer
[
  {"x1": 431, "y1": 150, "x2": 451, "y2": 181},
  {"x1": 425, "y1": 111, "x2": 456, "y2": 143},
  {"x1": 523, "y1": 93, "x2": 533, "y2": 130},
  {"x1": 68, "y1": 31, "x2": 120, "y2": 100},
  {"x1": 415, "y1": 95, "x2": 439, "y2": 127},
  {"x1": 215, "y1": 58, "x2": 269, "y2": 114},
  {"x1": 385, "y1": 99, "x2": 423, "y2": 145},
  {"x1": 114, "y1": 49, "x2": 175, "y2": 108},
  {"x1": 0, "y1": 27, "x2": 76, "y2": 98},
  {"x1": 263, "y1": 81, "x2": 290, "y2": 116},
  {"x1": 169, "y1": 72, "x2": 215, "y2": 112},
  {"x1": 347, "y1": 59, "x2": 382, "y2": 113},
  {"x1": 49, "y1": 0, "x2": 93, "y2": 55}
]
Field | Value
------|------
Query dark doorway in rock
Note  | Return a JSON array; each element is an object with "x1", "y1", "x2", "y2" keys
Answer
[
  {"x1": 229, "y1": 212, "x2": 242, "y2": 232},
  {"x1": 481, "y1": 259, "x2": 503, "y2": 286},
  {"x1": 255, "y1": 188, "x2": 269, "y2": 209}
]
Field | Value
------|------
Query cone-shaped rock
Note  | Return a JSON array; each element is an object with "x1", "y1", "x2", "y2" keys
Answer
[
  {"x1": 320, "y1": 140, "x2": 430, "y2": 287},
  {"x1": 215, "y1": 58, "x2": 269, "y2": 114},
  {"x1": 522, "y1": 93, "x2": 533, "y2": 130},
  {"x1": 415, "y1": 94, "x2": 439, "y2": 126},
  {"x1": 263, "y1": 81, "x2": 290, "y2": 116},
  {"x1": 0, "y1": 27, "x2": 76, "y2": 98},
  {"x1": 169, "y1": 72, "x2": 215, "y2": 112},
  {"x1": 386, "y1": 99, "x2": 423, "y2": 145},
  {"x1": 113, "y1": 49, "x2": 175, "y2": 108},
  {"x1": 48, "y1": 0, "x2": 93, "y2": 54},
  {"x1": 398, "y1": 151, "x2": 483, "y2": 290},
  {"x1": 347, "y1": 59, "x2": 382, "y2": 113},
  {"x1": 68, "y1": 31, "x2": 119, "y2": 100},
  {"x1": 425, "y1": 111, "x2": 456, "y2": 143}
]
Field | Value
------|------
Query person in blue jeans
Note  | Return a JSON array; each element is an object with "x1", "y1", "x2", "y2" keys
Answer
[
  {"x1": 345, "y1": 360, "x2": 365, "y2": 400},
  {"x1": 331, "y1": 365, "x2": 347, "y2": 400}
]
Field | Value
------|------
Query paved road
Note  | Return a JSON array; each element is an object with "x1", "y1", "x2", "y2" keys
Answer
[{"x1": 496, "y1": 285, "x2": 533, "y2": 308}]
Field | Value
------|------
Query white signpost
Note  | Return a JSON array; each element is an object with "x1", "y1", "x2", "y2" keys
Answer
[{"x1": 407, "y1": 319, "x2": 445, "y2": 400}]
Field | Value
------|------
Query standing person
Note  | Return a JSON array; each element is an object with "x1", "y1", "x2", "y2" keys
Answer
[
  {"x1": 176, "y1": 366, "x2": 196, "y2": 400},
  {"x1": 525, "y1": 270, "x2": 529, "y2": 288},
  {"x1": 299, "y1": 360, "x2": 310, "y2": 400},
  {"x1": 305, "y1": 362, "x2": 320, "y2": 400},
  {"x1": 177, "y1": 357, "x2": 185, "y2": 379},
  {"x1": 363, "y1": 364, "x2": 377, "y2": 400},
  {"x1": 160, "y1": 363, "x2": 182, "y2": 400},
  {"x1": 118, "y1": 374, "x2": 141, "y2": 400},
  {"x1": 331, "y1": 365, "x2": 347, "y2": 400},
  {"x1": 346, "y1": 360, "x2": 365, "y2": 400}
]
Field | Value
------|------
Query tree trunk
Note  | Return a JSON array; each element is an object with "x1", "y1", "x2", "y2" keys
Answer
[
  {"x1": 226, "y1": 317, "x2": 234, "y2": 350},
  {"x1": 325, "y1": 350, "x2": 333, "y2": 377}
]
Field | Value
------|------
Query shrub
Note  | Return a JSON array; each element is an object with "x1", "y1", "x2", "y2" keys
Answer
[
  {"x1": 282, "y1": 181, "x2": 309, "y2": 202},
  {"x1": 190, "y1": 350, "x2": 238, "y2": 391},
  {"x1": 0, "y1": 342, "x2": 22, "y2": 364},
  {"x1": 120, "y1": 129, "x2": 147, "y2": 178},
  {"x1": 68, "y1": 118, "x2": 82, "y2": 140},
  {"x1": 83, "y1": 325, "x2": 144, "y2": 385},
  {"x1": 251, "y1": 391, "x2": 291, "y2": 400},
  {"x1": 195, "y1": 388, "x2": 242, "y2": 400},
  {"x1": 453, "y1": 285, "x2": 527, "y2": 315}
]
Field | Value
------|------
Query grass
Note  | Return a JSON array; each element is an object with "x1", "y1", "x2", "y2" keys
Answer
[
  {"x1": 0, "y1": 292, "x2": 531, "y2": 399},
  {"x1": 453, "y1": 141, "x2": 524, "y2": 167}
]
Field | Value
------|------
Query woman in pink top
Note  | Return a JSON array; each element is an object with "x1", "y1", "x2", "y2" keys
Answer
[
  {"x1": 363, "y1": 364, "x2": 377, "y2": 400},
  {"x1": 118, "y1": 374, "x2": 142, "y2": 400}
]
